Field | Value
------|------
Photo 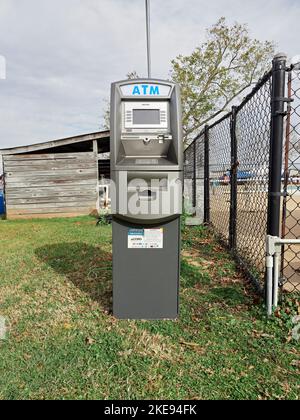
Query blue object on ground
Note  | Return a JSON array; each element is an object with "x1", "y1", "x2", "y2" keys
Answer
[{"x1": 0, "y1": 191, "x2": 5, "y2": 215}]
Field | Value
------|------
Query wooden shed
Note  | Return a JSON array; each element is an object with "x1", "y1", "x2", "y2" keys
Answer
[{"x1": 0, "y1": 131, "x2": 110, "y2": 219}]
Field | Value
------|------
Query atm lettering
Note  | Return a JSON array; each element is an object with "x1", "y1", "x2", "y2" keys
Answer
[
  {"x1": 150, "y1": 86, "x2": 160, "y2": 95},
  {"x1": 131, "y1": 85, "x2": 160, "y2": 96},
  {"x1": 141, "y1": 85, "x2": 148, "y2": 95},
  {"x1": 132, "y1": 86, "x2": 141, "y2": 95}
]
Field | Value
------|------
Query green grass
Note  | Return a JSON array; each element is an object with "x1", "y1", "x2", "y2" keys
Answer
[{"x1": 0, "y1": 217, "x2": 299, "y2": 400}]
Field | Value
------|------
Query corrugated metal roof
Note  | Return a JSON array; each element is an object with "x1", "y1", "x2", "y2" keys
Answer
[{"x1": 0, "y1": 130, "x2": 110, "y2": 155}]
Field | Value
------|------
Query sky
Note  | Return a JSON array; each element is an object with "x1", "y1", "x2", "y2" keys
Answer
[{"x1": 0, "y1": 0, "x2": 299, "y2": 150}]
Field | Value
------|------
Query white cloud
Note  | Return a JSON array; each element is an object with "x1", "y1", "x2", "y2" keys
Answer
[{"x1": 0, "y1": 0, "x2": 299, "y2": 149}]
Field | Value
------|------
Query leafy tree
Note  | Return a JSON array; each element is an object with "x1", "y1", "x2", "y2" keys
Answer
[
  {"x1": 101, "y1": 98, "x2": 111, "y2": 131},
  {"x1": 101, "y1": 71, "x2": 140, "y2": 130},
  {"x1": 170, "y1": 17, "x2": 275, "y2": 143}
]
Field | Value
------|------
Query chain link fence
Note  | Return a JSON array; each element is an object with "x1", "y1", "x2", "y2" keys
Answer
[
  {"x1": 183, "y1": 140, "x2": 195, "y2": 213},
  {"x1": 184, "y1": 55, "x2": 300, "y2": 297},
  {"x1": 195, "y1": 132, "x2": 205, "y2": 222},
  {"x1": 234, "y1": 74, "x2": 272, "y2": 290},
  {"x1": 281, "y1": 68, "x2": 300, "y2": 293},
  {"x1": 209, "y1": 115, "x2": 231, "y2": 244},
  {"x1": 184, "y1": 132, "x2": 205, "y2": 220}
]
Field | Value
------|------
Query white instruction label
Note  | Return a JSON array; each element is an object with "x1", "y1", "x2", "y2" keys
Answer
[{"x1": 128, "y1": 228, "x2": 163, "y2": 249}]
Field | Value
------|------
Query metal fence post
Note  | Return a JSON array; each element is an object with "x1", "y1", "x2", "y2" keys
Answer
[
  {"x1": 204, "y1": 125, "x2": 210, "y2": 224},
  {"x1": 267, "y1": 53, "x2": 287, "y2": 237},
  {"x1": 230, "y1": 106, "x2": 238, "y2": 250},
  {"x1": 266, "y1": 53, "x2": 287, "y2": 303},
  {"x1": 281, "y1": 68, "x2": 292, "y2": 274},
  {"x1": 193, "y1": 140, "x2": 197, "y2": 209}
]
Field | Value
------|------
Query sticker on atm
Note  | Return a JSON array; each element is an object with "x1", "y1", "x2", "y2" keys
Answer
[{"x1": 128, "y1": 228, "x2": 163, "y2": 249}]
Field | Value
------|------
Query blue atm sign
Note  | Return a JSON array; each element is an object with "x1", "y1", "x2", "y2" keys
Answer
[
  {"x1": 120, "y1": 83, "x2": 171, "y2": 97},
  {"x1": 132, "y1": 85, "x2": 160, "y2": 96}
]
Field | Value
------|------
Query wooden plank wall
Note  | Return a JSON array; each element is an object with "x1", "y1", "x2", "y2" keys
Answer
[{"x1": 3, "y1": 152, "x2": 98, "y2": 219}]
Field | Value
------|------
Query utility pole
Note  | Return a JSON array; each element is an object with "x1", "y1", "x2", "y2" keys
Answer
[{"x1": 145, "y1": 0, "x2": 152, "y2": 78}]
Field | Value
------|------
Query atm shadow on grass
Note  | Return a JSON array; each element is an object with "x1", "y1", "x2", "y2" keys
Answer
[{"x1": 35, "y1": 242, "x2": 113, "y2": 313}]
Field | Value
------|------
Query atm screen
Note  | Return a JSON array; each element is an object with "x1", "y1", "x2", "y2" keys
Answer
[{"x1": 133, "y1": 109, "x2": 160, "y2": 125}]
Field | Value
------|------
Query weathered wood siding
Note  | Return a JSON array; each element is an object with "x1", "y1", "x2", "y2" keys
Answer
[{"x1": 3, "y1": 152, "x2": 98, "y2": 219}]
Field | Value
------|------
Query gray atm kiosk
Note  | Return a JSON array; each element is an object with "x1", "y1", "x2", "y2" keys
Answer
[{"x1": 110, "y1": 79, "x2": 183, "y2": 319}]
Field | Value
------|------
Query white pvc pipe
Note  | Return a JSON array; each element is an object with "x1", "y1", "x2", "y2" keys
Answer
[
  {"x1": 277, "y1": 239, "x2": 300, "y2": 245},
  {"x1": 266, "y1": 255, "x2": 274, "y2": 317},
  {"x1": 265, "y1": 236, "x2": 300, "y2": 315},
  {"x1": 273, "y1": 252, "x2": 280, "y2": 308}
]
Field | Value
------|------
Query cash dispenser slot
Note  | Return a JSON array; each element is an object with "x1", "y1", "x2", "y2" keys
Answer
[{"x1": 121, "y1": 138, "x2": 172, "y2": 158}]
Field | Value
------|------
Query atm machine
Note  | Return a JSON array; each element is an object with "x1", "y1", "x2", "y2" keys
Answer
[{"x1": 110, "y1": 79, "x2": 183, "y2": 319}]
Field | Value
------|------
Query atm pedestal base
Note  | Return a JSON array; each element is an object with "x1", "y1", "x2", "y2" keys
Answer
[{"x1": 112, "y1": 217, "x2": 180, "y2": 320}]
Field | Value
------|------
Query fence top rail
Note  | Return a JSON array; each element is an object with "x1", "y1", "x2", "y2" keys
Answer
[
  {"x1": 194, "y1": 128, "x2": 206, "y2": 141},
  {"x1": 184, "y1": 141, "x2": 194, "y2": 154},
  {"x1": 184, "y1": 69, "x2": 273, "y2": 156},
  {"x1": 184, "y1": 129, "x2": 205, "y2": 153},
  {"x1": 235, "y1": 70, "x2": 272, "y2": 113},
  {"x1": 184, "y1": 130, "x2": 205, "y2": 153},
  {"x1": 208, "y1": 111, "x2": 232, "y2": 130}
]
